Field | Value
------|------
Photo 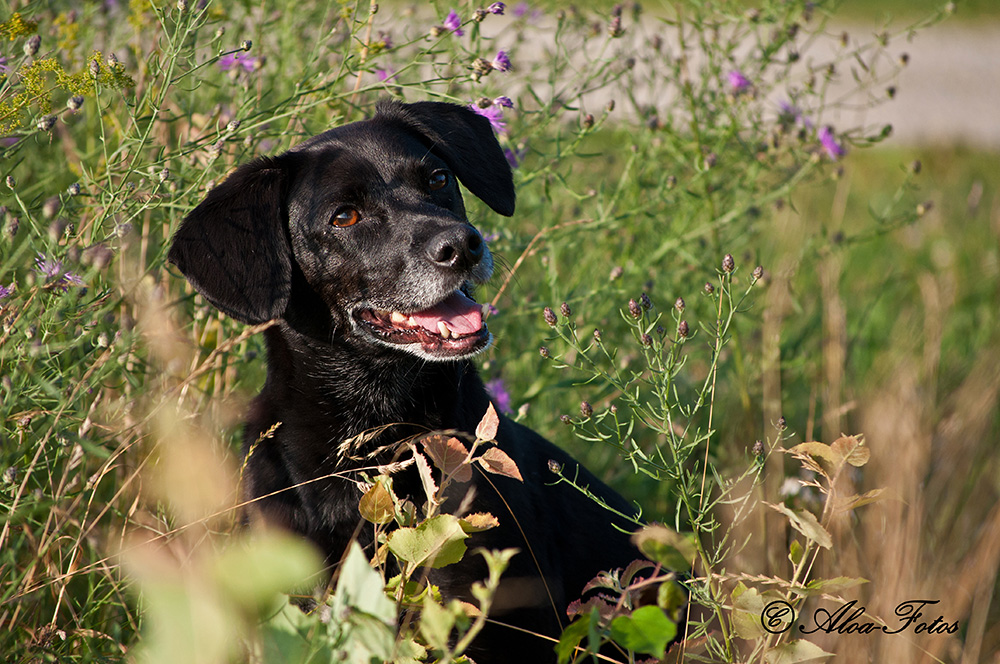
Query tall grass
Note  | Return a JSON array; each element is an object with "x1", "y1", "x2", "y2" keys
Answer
[{"x1": 1, "y1": 0, "x2": 996, "y2": 662}]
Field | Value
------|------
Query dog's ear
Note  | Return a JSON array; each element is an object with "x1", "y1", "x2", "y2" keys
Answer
[
  {"x1": 167, "y1": 156, "x2": 295, "y2": 324},
  {"x1": 376, "y1": 100, "x2": 516, "y2": 217}
]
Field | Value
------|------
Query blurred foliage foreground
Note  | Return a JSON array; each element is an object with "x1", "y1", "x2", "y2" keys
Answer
[{"x1": 1, "y1": 0, "x2": 998, "y2": 663}]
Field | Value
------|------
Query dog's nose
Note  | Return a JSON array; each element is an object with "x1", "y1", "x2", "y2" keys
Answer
[{"x1": 426, "y1": 226, "x2": 484, "y2": 271}]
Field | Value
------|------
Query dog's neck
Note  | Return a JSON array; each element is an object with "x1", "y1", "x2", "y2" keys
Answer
[{"x1": 250, "y1": 322, "x2": 484, "y2": 465}]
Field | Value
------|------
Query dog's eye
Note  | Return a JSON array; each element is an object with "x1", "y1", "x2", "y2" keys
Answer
[
  {"x1": 331, "y1": 207, "x2": 360, "y2": 227},
  {"x1": 428, "y1": 170, "x2": 449, "y2": 191}
]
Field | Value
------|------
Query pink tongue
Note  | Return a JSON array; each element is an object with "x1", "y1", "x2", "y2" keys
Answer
[{"x1": 409, "y1": 291, "x2": 483, "y2": 336}]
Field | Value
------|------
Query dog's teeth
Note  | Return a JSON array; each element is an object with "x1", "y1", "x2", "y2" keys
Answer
[
  {"x1": 390, "y1": 311, "x2": 407, "y2": 325},
  {"x1": 437, "y1": 321, "x2": 452, "y2": 339}
]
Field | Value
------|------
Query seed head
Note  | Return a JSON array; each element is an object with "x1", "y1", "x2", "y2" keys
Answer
[
  {"x1": 89, "y1": 59, "x2": 101, "y2": 79},
  {"x1": 158, "y1": 168, "x2": 170, "y2": 183},
  {"x1": 5, "y1": 175, "x2": 16, "y2": 189},
  {"x1": 582, "y1": 113, "x2": 595, "y2": 129},
  {"x1": 539, "y1": 346, "x2": 550, "y2": 358},
  {"x1": 899, "y1": 53, "x2": 910, "y2": 66},
  {"x1": 6, "y1": 216, "x2": 19, "y2": 239},
  {"x1": 674, "y1": 296, "x2": 685, "y2": 312},
  {"x1": 67, "y1": 96, "x2": 84, "y2": 111},
  {"x1": 916, "y1": 201, "x2": 933, "y2": 217},
  {"x1": 68, "y1": 183, "x2": 81, "y2": 196},
  {"x1": 678, "y1": 320, "x2": 689, "y2": 338},
  {"x1": 560, "y1": 302, "x2": 572, "y2": 318},
  {"x1": 37, "y1": 115, "x2": 57, "y2": 131},
  {"x1": 776, "y1": 416, "x2": 787, "y2": 431},
  {"x1": 560, "y1": 414, "x2": 572, "y2": 425},
  {"x1": 543, "y1": 307, "x2": 557, "y2": 326},
  {"x1": 472, "y1": 58, "x2": 493, "y2": 76},
  {"x1": 474, "y1": 7, "x2": 488, "y2": 21},
  {"x1": 580, "y1": 401, "x2": 593, "y2": 418},
  {"x1": 722, "y1": 253, "x2": 735, "y2": 273},
  {"x1": 640, "y1": 333, "x2": 653, "y2": 347},
  {"x1": 547, "y1": 459, "x2": 563, "y2": 474},
  {"x1": 177, "y1": 0, "x2": 188, "y2": 12},
  {"x1": 241, "y1": 39, "x2": 253, "y2": 51},
  {"x1": 226, "y1": 119, "x2": 241, "y2": 132},
  {"x1": 752, "y1": 440, "x2": 764, "y2": 456},
  {"x1": 628, "y1": 298, "x2": 641, "y2": 319},
  {"x1": 593, "y1": 328, "x2": 602, "y2": 343},
  {"x1": 703, "y1": 282, "x2": 715, "y2": 295},
  {"x1": 605, "y1": 100, "x2": 615, "y2": 113}
]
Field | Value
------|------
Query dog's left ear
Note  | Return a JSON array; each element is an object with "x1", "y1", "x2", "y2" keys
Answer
[{"x1": 376, "y1": 100, "x2": 516, "y2": 217}]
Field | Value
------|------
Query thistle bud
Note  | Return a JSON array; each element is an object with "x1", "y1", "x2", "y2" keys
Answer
[
  {"x1": 543, "y1": 307, "x2": 557, "y2": 326},
  {"x1": 89, "y1": 59, "x2": 101, "y2": 79},
  {"x1": 640, "y1": 333, "x2": 653, "y2": 347},
  {"x1": 560, "y1": 302, "x2": 572, "y2": 318},
  {"x1": 580, "y1": 401, "x2": 593, "y2": 418},
  {"x1": 674, "y1": 296, "x2": 685, "y2": 312},
  {"x1": 547, "y1": 459, "x2": 563, "y2": 474},
  {"x1": 752, "y1": 440, "x2": 764, "y2": 456},
  {"x1": 5, "y1": 175, "x2": 16, "y2": 189},
  {"x1": 67, "y1": 96, "x2": 85, "y2": 111},
  {"x1": 226, "y1": 119, "x2": 241, "y2": 132},
  {"x1": 539, "y1": 346, "x2": 550, "y2": 358},
  {"x1": 722, "y1": 253, "x2": 735, "y2": 273},
  {"x1": 910, "y1": 159, "x2": 922, "y2": 175},
  {"x1": 776, "y1": 416, "x2": 787, "y2": 431},
  {"x1": 640, "y1": 292, "x2": 652, "y2": 310},
  {"x1": 593, "y1": 328, "x2": 602, "y2": 343},
  {"x1": 158, "y1": 168, "x2": 170, "y2": 183},
  {"x1": 752, "y1": 265, "x2": 764, "y2": 281},
  {"x1": 473, "y1": 7, "x2": 488, "y2": 21},
  {"x1": 560, "y1": 414, "x2": 572, "y2": 425},
  {"x1": 68, "y1": 183, "x2": 81, "y2": 196},
  {"x1": 582, "y1": 113, "x2": 594, "y2": 129},
  {"x1": 628, "y1": 298, "x2": 641, "y2": 319},
  {"x1": 703, "y1": 282, "x2": 714, "y2": 295},
  {"x1": 678, "y1": 320, "x2": 689, "y2": 338},
  {"x1": 241, "y1": 39, "x2": 253, "y2": 51},
  {"x1": 37, "y1": 115, "x2": 57, "y2": 131}
]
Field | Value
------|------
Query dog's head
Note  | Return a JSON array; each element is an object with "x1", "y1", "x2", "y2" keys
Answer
[{"x1": 168, "y1": 100, "x2": 515, "y2": 361}]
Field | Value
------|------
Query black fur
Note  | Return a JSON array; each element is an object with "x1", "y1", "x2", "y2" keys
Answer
[{"x1": 168, "y1": 100, "x2": 645, "y2": 662}]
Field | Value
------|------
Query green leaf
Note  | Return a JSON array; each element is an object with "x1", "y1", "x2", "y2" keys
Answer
[
  {"x1": 789, "y1": 539, "x2": 804, "y2": 565},
  {"x1": 632, "y1": 524, "x2": 696, "y2": 570},
  {"x1": 555, "y1": 615, "x2": 591, "y2": 664},
  {"x1": 387, "y1": 514, "x2": 469, "y2": 569},
  {"x1": 731, "y1": 584, "x2": 766, "y2": 639},
  {"x1": 768, "y1": 503, "x2": 833, "y2": 549},
  {"x1": 212, "y1": 532, "x2": 323, "y2": 609},
  {"x1": 333, "y1": 542, "x2": 396, "y2": 624},
  {"x1": 764, "y1": 639, "x2": 834, "y2": 664},
  {"x1": 609, "y1": 606, "x2": 677, "y2": 658},
  {"x1": 801, "y1": 576, "x2": 868, "y2": 595},
  {"x1": 419, "y1": 595, "x2": 455, "y2": 651}
]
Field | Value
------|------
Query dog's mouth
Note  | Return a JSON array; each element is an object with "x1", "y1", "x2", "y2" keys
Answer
[{"x1": 354, "y1": 289, "x2": 491, "y2": 359}]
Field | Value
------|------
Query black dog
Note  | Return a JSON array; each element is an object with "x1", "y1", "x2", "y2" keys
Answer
[{"x1": 168, "y1": 100, "x2": 646, "y2": 662}]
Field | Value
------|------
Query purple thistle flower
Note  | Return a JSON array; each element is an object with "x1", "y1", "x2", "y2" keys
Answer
[
  {"x1": 444, "y1": 10, "x2": 464, "y2": 36},
  {"x1": 0, "y1": 282, "x2": 13, "y2": 299},
  {"x1": 0, "y1": 57, "x2": 9, "y2": 74},
  {"x1": 488, "y1": 2, "x2": 505, "y2": 14},
  {"x1": 491, "y1": 50, "x2": 512, "y2": 72},
  {"x1": 778, "y1": 100, "x2": 813, "y2": 129},
  {"x1": 484, "y1": 378, "x2": 513, "y2": 414},
  {"x1": 377, "y1": 31, "x2": 393, "y2": 49},
  {"x1": 494, "y1": 95, "x2": 513, "y2": 108},
  {"x1": 35, "y1": 253, "x2": 63, "y2": 279},
  {"x1": 504, "y1": 145, "x2": 527, "y2": 168},
  {"x1": 728, "y1": 69, "x2": 752, "y2": 93},
  {"x1": 470, "y1": 103, "x2": 506, "y2": 134},
  {"x1": 376, "y1": 67, "x2": 395, "y2": 82},
  {"x1": 484, "y1": 303, "x2": 499, "y2": 316},
  {"x1": 218, "y1": 52, "x2": 260, "y2": 73},
  {"x1": 818, "y1": 125, "x2": 846, "y2": 160},
  {"x1": 482, "y1": 231, "x2": 500, "y2": 243},
  {"x1": 513, "y1": 2, "x2": 530, "y2": 17}
]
